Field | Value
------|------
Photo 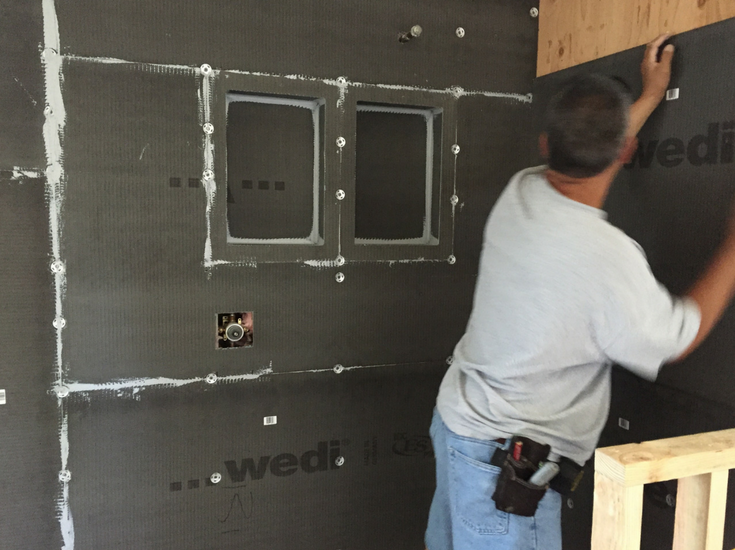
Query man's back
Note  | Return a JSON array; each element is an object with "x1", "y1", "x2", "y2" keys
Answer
[{"x1": 436, "y1": 166, "x2": 699, "y2": 464}]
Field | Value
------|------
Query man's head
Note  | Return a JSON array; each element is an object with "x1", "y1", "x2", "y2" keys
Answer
[{"x1": 542, "y1": 74, "x2": 634, "y2": 178}]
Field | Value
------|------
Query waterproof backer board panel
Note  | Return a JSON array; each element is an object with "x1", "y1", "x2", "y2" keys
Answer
[
  {"x1": 66, "y1": 364, "x2": 443, "y2": 550},
  {"x1": 534, "y1": 18, "x2": 735, "y2": 550},
  {"x1": 0, "y1": 0, "x2": 539, "y2": 548},
  {"x1": 533, "y1": 18, "x2": 735, "y2": 407},
  {"x1": 0, "y1": 179, "x2": 60, "y2": 549}
]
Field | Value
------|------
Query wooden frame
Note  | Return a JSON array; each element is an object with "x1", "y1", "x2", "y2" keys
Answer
[{"x1": 591, "y1": 428, "x2": 735, "y2": 550}]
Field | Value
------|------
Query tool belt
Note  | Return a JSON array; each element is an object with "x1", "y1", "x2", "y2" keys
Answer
[{"x1": 490, "y1": 436, "x2": 585, "y2": 517}]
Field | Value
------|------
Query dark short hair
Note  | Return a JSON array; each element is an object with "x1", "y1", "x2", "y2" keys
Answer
[{"x1": 544, "y1": 74, "x2": 632, "y2": 178}]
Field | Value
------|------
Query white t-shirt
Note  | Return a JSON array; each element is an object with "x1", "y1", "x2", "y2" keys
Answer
[{"x1": 436, "y1": 166, "x2": 701, "y2": 465}]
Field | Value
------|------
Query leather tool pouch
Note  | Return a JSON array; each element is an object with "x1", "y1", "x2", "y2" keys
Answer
[{"x1": 491, "y1": 436, "x2": 551, "y2": 517}]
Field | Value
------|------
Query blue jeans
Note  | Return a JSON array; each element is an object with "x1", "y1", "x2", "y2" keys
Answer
[{"x1": 425, "y1": 409, "x2": 562, "y2": 550}]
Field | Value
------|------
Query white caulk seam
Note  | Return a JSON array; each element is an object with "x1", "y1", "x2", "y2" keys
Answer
[
  {"x1": 60, "y1": 361, "x2": 440, "y2": 394},
  {"x1": 201, "y1": 70, "x2": 216, "y2": 271},
  {"x1": 61, "y1": 54, "x2": 532, "y2": 102},
  {"x1": 42, "y1": 0, "x2": 74, "y2": 546},
  {"x1": 5, "y1": 167, "x2": 46, "y2": 180}
]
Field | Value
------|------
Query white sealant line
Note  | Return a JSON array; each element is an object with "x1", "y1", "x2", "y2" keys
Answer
[
  {"x1": 451, "y1": 125, "x2": 459, "y2": 255},
  {"x1": 200, "y1": 69, "x2": 217, "y2": 272},
  {"x1": 5, "y1": 167, "x2": 46, "y2": 180},
  {"x1": 61, "y1": 361, "x2": 440, "y2": 395},
  {"x1": 42, "y1": 1, "x2": 74, "y2": 548},
  {"x1": 61, "y1": 54, "x2": 532, "y2": 103},
  {"x1": 64, "y1": 368, "x2": 273, "y2": 394}
]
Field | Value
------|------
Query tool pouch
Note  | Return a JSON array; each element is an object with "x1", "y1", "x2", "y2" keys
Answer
[{"x1": 491, "y1": 436, "x2": 551, "y2": 517}]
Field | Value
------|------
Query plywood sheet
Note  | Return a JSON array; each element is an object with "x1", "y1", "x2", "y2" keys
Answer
[{"x1": 537, "y1": 0, "x2": 735, "y2": 76}]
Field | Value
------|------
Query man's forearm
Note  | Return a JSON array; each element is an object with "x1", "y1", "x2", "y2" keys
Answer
[
  {"x1": 628, "y1": 93, "x2": 663, "y2": 137},
  {"x1": 677, "y1": 235, "x2": 735, "y2": 360}
]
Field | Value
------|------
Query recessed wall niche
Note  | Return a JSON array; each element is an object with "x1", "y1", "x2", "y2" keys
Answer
[
  {"x1": 226, "y1": 93, "x2": 325, "y2": 244},
  {"x1": 354, "y1": 103, "x2": 443, "y2": 245}
]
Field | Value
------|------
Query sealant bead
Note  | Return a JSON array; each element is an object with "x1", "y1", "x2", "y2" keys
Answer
[
  {"x1": 205, "y1": 373, "x2": 218, "y2": 384},
  {"x1": 53, "y1": 317, "x2": 66, "y2": 329},
  {"x1": 335, "y1": 456, "x2": 345, "y2": 467},
  {"x1": 530, "y1": 7, "x2": 540, "y2": 18},
  {"x1": 450, "y1": 195, "x2": 459, "y2": 206},
  {"x1": 336, "y1": 255, "x2": 346, "y2": 267},
  {"x1": 335, "y1": 272, "x2": 345, "y2": 283},
  {"x1": 336, "y1": 137, "x2": 346, "y2": 148},
  {"x1": 203, "y1": 123, "x2": 214, "y2": 134},
  {"x1": 59, "y1": 470, "x2": 71, "y2": 483},
  {"x1": 456, "y1": 27, "x2": 465, "y2": 38},
  {"x1": 55, "y1": 386, "x2": 70, "y2": 398},
  {"x1": 336, "y1": 189, "x2": 346, "y2": 201},
  {"x1": 200, "y1": 64, "x2": 213, "y2": 76},
  {"x1": 447, "y1": 255, "x2": 457, "y2": 265},
  {"x1": 50, "y1": 260, "x2": 65, "y2": 274},
  {"x1": 333, "y1": 364, "x2": 344, "y2": 374},
  {"x1": 210, "y1": 472, "x2": 222, "y2": 484},
  {"x1": 336, "y1": 76, "x2": 347, "y2": 86},
  {"x1": 203, "y1": 169, "x2": 214, "y2": 180}
]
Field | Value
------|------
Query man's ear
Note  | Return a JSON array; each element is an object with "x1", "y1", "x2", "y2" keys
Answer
[
  {"x1": 539, "y1": 133, "x2": 549, "y2": 159},
  {"x1": 619, "y1": 136, "x2": 638, "y2": 165}
]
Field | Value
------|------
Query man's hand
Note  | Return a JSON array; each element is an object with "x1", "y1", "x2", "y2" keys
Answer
[
  {"x1": 641, "y1": 33, "x2": 675, "y2": 103},
  {"x1": 627, "y1": 33, "x2": 675, "y2": 136}
]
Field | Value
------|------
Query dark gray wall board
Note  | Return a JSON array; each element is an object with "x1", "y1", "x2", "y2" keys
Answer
[
  {"x1": 0, "y1": 179, "x2": 61, "y2": 549},
  {"x1": 1, "y1": 0, "x2": 540, "y2": 548},
  {"x1": 66, "y1": 364, "x2": 443, "y2": 550},
  {"x1": 0, "y1": 2, "x2": 45, "y2": 169},
  {"x1": 55, "y1": 0, "x2": 538, "y2": 93},
  {"x1": 58, "y1": 57, "x2": 535, "y2": 382},
  {"x1": 532, "y1": 17, "x2": 735, "y2": 407}
]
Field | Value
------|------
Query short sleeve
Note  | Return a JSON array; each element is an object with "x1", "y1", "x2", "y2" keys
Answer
[{"x1": 597, "y1": 244, "x2": 701, "y2": 382}]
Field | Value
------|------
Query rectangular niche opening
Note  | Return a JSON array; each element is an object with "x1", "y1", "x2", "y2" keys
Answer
[
  {"x1": 355, "y1": 103, "x2": 442, "y2": 245},
  {"x1": 226, "y1": 92, "x2": 324, "y2": 244}
]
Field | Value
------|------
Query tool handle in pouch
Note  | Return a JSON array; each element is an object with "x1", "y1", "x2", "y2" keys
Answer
[{"x1": 492, "y1": 457, "x2": 548, "y2": 517}]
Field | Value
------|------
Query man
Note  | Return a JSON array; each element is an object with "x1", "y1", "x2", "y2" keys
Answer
[{"x1": 426, "y1": 34, "x2": 735, "y2": 550}]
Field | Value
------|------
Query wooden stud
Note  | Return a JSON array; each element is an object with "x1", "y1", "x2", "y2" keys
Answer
[{"x1": 591, "y1": 472, "x2": 644, "y2": 550}]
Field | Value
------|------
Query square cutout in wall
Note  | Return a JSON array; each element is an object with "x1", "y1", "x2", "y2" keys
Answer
[
  {"x1": 355, "y1": 104, "x2": 442, "y2": 245},
  {"x1": 216, "y1": 312, "x2": 253, "y2": 349},
  {"x1": 226, "y1": 93, "x2": 324, "y2": 244}
]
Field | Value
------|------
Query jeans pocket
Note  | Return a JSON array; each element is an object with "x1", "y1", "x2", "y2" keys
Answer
[{"x1": 449, "y1": 447, "x2": 510, "y2": 535}]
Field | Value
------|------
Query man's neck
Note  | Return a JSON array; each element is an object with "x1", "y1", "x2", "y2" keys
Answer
[{"x1": 544, "y1": 165, "x2": 618, "y2": 209}]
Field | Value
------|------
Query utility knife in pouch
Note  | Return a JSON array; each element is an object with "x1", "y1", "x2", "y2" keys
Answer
[{"x1": 492, "y1": 436, "x2": 550, "y2": 517}]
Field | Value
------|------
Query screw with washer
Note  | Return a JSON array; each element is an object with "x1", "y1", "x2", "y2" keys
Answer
[
  {"x1": 336, "y1": 255, "x2": 345, "y2": 267},
  {"x1": 53, "y1": 317, "x2": 66, "y2": 329},
  {"x1": 448, "y1": 255, "x2": 457, "y2": 265},
  {"x1": 200, "y1": 64, "x2": 213, "y2": 76},
  {"x1": 205, "y1": 373, "x2": 218, "y2": 384},
  {"x1": 210, "y1": 472, "x2": 222, "y2": 484},
  {"x1": 451, "y1": 144, "x2": 461, "y2": 155},
  {"x1": 335, "y1": 456, "x2": 345, "y2": 467},
  {"x1": 456, "y1": 27, "x2": 465, "y2": 38},
  {"x1": 335, "y1": 272, "x2": 345, "y2": 283},
  {"x1": 336, "y1": 137, "x2": 346, "y2": 148},
  {"x1": 59, "y1": 470, "x2": 71, "y2": 483},
  {"x1": 55, "y1": 386, "x2": 70, "y2": 398},
  {"x1": 203, "y1": 170, "x2": 214, "y2": 180},
  {"x1": 450, "y1": 195, "x2": 459, "y2": 206},
  {"x1": 530, "y1": 7, "x2": 539, "y2": 18},
  {"x1": 203, "y1": 123, "x2": 214, "y2": 134},
  {"x1": 334, "y1": 364, "x2": 345, "y2": 374},
  {"x1": 336, "y1": 189, "x2": 346, "y2": 201},
  {"x1": 446, "y1": 356, "x2": 454, "y2": 365},
  {"x1": 51, "y1": 260, "x2": 65, "y2": 274},
  {"x1": 336, "y1": 76, "x2": 347, "y2": 86}
]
